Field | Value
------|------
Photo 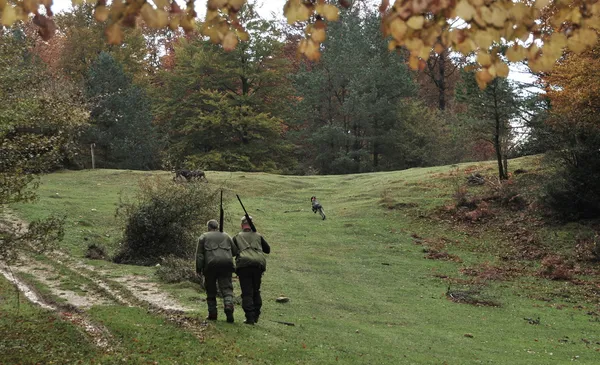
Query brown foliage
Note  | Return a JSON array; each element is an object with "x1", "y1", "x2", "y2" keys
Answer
[{"x1": 538, "y1": 255, "x2": 574, "y2": 281}]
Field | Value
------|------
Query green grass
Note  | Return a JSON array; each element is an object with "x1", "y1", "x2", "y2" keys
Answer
[{"x1": 4, "y1": 157, "x2": 600, "y2": 364}]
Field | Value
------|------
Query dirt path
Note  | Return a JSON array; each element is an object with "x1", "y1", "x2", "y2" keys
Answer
[
  {"x1": 0, "y1": 263, "x2": 115, "y2": 351},
  {"x1": 2, "y1": 210, "x2": 204, "y2": 350}
]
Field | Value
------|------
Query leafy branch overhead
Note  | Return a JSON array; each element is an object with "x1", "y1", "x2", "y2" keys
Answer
[{"x1": 2, "y1": 0, "x2": 600, "y2": 87}]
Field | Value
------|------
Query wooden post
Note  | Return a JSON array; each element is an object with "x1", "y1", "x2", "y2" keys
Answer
[{"x1": 90, "y1": 143, "x2": 96, "y2": 169}]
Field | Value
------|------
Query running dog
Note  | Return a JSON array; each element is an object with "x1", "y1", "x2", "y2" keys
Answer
[{"x1": 311, "y1": 196, "x2": 326, "y2": 220}]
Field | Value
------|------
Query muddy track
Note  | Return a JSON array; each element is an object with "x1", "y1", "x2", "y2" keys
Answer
[
  {"x1": 0, "y1": 264, "x2": 115, "y2": 351},
  {"x1": 2, "y1": 211, "x2": 207, "y2": 348}
]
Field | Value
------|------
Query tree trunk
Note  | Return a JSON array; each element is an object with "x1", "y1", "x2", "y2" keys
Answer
[
  {"x1": 438, "y1": 50, "x2": 446, "y2": 111},
  {"x1": 373, "y1": 142, "x2": 379, "y2": 168}
]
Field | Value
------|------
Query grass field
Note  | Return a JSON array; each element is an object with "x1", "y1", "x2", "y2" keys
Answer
[{"x1": 2, "y1": 156, "x2": 600, "y2": 364}]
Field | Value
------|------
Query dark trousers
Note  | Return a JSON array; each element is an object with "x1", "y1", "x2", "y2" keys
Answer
[
  {"x1": 204, "y1": 269, "x2": 234, "y2": 313},
  {"x1": 237, "y1": 266, "x2": 263, "y2": 321}
]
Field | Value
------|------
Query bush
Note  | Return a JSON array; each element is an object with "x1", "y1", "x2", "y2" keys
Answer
[
  {"x1": 113, "y1": 177, "x2": 219, "y2": 265},
  {"x1": 155, "y1": 256, "x2": 203, "y2": 287},
  {"x1": 85, "y1": 243, "x2": 107, "y2": 260},
  {"x1": 542, "y1": 128, "x2": 600, "y2": 220}
]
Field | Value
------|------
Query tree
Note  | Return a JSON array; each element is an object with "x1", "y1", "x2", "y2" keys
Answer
[
  {"x1": 84, "y1": 52, "x2": 159, "y2": 170},
  {"x1": 292, "y1": 7, "x2": 415, "y2": 174},
  {"x1": 0, "y1": 28, "x2": 84, "y2": 262},
  {"x1": 540, "y1": 45, "x2": 600, "y2": 219},
  {"x1": 456, "y1": 69, "x2": 522, "y2": 180},
  {"x1": 54, "y1": 4, "x2": 149, "y2": 84},
  {"x1": 152, "y1": 5, "x2": 295, "y2": 172}
]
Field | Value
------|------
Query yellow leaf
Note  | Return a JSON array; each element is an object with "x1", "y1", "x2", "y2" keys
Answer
[
  {"x1": 318, "y1": 4, "x2": 339, "y2": 22},
  {"x1": 491, "y1": 6, "x2": 507, "y2": 28},
  {"x1": 105, "y1": 23, "x2": 123, "y2": 45},
  {"x1": 480, "y1": 6, "x2": 493, "y2": 25},
  {"x1": 587, "y1": 16, "x2": 600, "y2": 30},
  {"x1": 474, "y1": 31, "x2": 494, "y2": 49},
  {"x1": 223, "y1": 31, "x2": 238, "y2": 51},
  {"x1": 94, "y1": 5, "x2": 109, "y2": 22},
  {"x1": 207, "y1": 0, "x2": 228, "y2": 10},
  {"x1": 534, "y1": 0, "x2": 551, "y2": 9},
  {"x1": 156, "y1": 10, "x2": 169, "y2": 28},
  {"x1": 406, "y1": 15, "x2": 425, "y2": 30},
  {"x1": 549, "y1": 32, "x2": 567, "y2": 49},
  {"x1": 389, "y1": 18, "x2": 408, "y2": 41},
  {"x1": 408, "y1": 55, "x2": 420, "y2": 70},
  {"x1": 495, "y1": 62, "x2": 509, "y2": 78},
  {"x1": 475, "y1": 69, "x2": 493, "y2": 89},
  {"x1": 477, "y1": 51, "x2": 492, "y2": 67},
  {"x1": 303, "y1": 39, "x2": 321, "y2": 61},
  {"x1": 567, "y1": 32, "x2": 587, "y2": 54},
  {"x1": 141, "y1": 4, "x2": 158, "y2": 27},
  {"x1": 206, "y1": 10, "x2": 219, "y2": 22},
  {"x1": 418, "y1": 46, "x2": 430, "y2": 61},
  {"x1": 388, "y1": 40, "x2": 398, "y2": 51},
  {"x1": 456, "y1": 39, "x2": 476, "y2": 55},
  {"x1": 71, "y1": 0, "x2": 84, "y2": 6},
  {"x1": 1, "y1": 5, "x2": 16, "y2": 26},
  {"x1": 455, "y1": 0, "x2": 475, "y2": 21},
  {"x1": 505, "y1": 45, "x2": 526, "y2": 62},
  {"x1": 405, "y1": 37, "x2": 424, "y2": 53},
  {"x1": 510, "y1": 3, "x2": 529, "y2": 23},
  {"x1": 237, "y1": 30, "x2": 249, "y2": 42},
  {"x1": 311, "y1": 28, "x2": 326, "y2": 43},
  {"x1": 434, "y1": 43, "x2": 444, "y2": 55},
  {"x1": 180, "y1": 16, "x2": 195, "y2": 32},
  {"x1": 579, "y1": 28, "x2": 598, "y2": 47},
  {"x1": 297, "y1": 4, "x2": 311, "y2": 22},
  {"x1": 228, "y1": 0, "x2": 246, "y2": 12},
  {"x1": 153, "y1": 0, "x2": 170, "y2": 10},
  {"x1": 169, "y1": 16, "x2": 180, "y2": 31},
  {"x1": 567, "y1": 9, "x2": 582, "y2": 24}
]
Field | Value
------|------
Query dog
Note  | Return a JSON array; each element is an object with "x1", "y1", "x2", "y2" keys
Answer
[
  {"x1": 311, "y1": 196, "x2": 326, "y2": 220},
  {"x1": 173, "y1": 169, "x2": 208, "y2": 182}
]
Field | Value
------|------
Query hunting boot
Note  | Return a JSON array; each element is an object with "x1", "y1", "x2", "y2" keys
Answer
[
  {"x1": 243, "y1": 312, "x2": 255, "y2": 325},
  {"x1": 206, "y1": 298, "x2": 218, "y2": 321},
  {"x1": 224, "y1": 304, "x2": 234, "y2": 323}
]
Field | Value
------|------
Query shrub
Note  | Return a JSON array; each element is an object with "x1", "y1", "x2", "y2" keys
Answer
[
  {"x1": 542, "y1": 128, "x2": 600, "y2": 220},
  {"x1": 113, "y1": 176, "x2": 219, "y2": 265},
  {"x1": 155, "y1": 256, "x2": 204, "y2": 287},
  {"x1": 85, "y1": 243, "x2": 107, "y2": 260},
  {"x1": 538, "y1": 255, "x2": 573, "y2": 281}
]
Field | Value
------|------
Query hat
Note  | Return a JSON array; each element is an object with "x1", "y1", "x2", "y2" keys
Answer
[{"x1": 241, "y1": 215, "x2": 253, "y2": 226}]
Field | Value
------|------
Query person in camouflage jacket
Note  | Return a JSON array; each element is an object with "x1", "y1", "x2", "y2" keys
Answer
[
  {"x1": 196, "y1": 219, "x2": 238, "y2": 323},
  {"x1": 232, "y1": 216, "x2": 271, "y2": 325}
]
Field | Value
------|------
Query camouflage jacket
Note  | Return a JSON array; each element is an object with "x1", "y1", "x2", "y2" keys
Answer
[
  {"x1": 232, "y1": 231, "x2": 271, "y2": 271},
  {"x1": 196, "y1": 231, "x2": 237, "y2": 273}
]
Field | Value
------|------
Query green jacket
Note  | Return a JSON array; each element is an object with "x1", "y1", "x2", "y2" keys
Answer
[
  {"x1": 232, "y1": 231, "x2": 271, "y2": 271},
  {"x1": 196, "y1": 231, "x2": 237, "y2": 273}
]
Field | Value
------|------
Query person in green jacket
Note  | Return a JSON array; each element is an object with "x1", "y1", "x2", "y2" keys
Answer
[
  {"x1": 232, "y1": 216, "x2": 271, "y2": 325},
  {"x1": 196, "y1": 219, "x2": 238, "y2": 323}
]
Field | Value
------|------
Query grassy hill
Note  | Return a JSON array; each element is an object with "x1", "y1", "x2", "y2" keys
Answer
[{"x1": 2, "y1": 156, "x2": 600, "y2": 364}]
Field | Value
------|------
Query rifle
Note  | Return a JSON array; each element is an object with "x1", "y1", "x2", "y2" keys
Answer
[
  {"x1": 219, "y1": 189, "x2": 224, "y2": 233},
  {"x1": 236, "y1": 194, "x2": 256, "y2": 232}
]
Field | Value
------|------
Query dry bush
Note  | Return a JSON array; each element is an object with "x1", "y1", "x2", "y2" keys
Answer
[
  {"x1": 155, "y1": 256, "x2": 204, "y2": 288},
  {"x1": 574, "y1": 234, "x2": 600, "y2": 262},
  {"x1": 538, "y1": 255, "x2": 574, "y2": 280}
]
